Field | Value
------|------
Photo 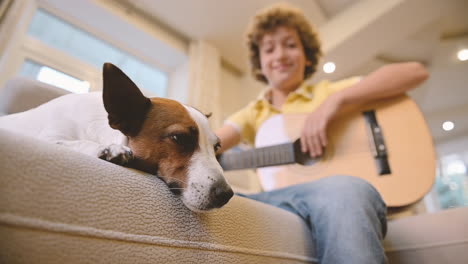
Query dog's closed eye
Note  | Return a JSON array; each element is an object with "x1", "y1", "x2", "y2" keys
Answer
[
  {"x1": 214, "y1": 142, "x2": 221, "y2": 152},
  {"x1": 169, "y1": 133, "x2": 197, "y2": 153},
  {"x1": 170, "y1": 133, "x2": 191, "y2": 145}
]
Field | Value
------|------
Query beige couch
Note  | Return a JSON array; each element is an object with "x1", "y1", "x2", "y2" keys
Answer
[{"x1": 1, "y1": 77, "x2": 467, "y2": 263}]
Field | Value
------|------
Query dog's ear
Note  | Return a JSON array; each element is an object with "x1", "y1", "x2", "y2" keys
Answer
[{"x1": 102, "y1": 63, "x2": 151, "y2": 136}]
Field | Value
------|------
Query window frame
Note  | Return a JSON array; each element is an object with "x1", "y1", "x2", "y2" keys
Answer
[
  {"x1": 20, "y1": 35, "x2": 102, "y2": 91},
  {"x1": 0, "y1": 0, "x2": 171, "y2": 94}
]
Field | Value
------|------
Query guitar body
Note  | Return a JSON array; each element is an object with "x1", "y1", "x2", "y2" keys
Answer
[{"x1": 255, "y1": 95, "x2": 436, "y2": 207}]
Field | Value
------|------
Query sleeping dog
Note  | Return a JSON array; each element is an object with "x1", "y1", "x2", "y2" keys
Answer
[{"x1": 0, "y1": 63, "x2": 233, "y2": 212}]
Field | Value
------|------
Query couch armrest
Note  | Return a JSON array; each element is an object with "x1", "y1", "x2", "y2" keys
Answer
[
  {"x1": 0, "y1": 77, "x2": 69, "y2": 115},
  {"x1": 0, "y1": 129, "x2": 316, "y2": 263}
]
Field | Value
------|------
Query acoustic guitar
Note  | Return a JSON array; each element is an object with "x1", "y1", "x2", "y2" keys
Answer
[{"x1": 219, "y1": 95, "x2": 436, "y2": 207}]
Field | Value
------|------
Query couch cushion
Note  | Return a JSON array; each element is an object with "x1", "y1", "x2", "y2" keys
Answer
[
  {"x1": 0, "y1": 129, "x2": 316, "y2": 263},
  {"x1": 0, "y1": 77, "x2": 69, "y2": 115},
  {"x1": 385, "y1": 207, "x2": 468, "y2": 263}
]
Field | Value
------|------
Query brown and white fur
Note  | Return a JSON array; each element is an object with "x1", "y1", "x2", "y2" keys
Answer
[{"x1": 0, "y1": 63, "x2": 233, "y2": 212}]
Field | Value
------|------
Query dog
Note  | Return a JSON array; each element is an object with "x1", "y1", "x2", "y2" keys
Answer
[{"x1": 0, "y1": 63, "x2": 233, "y2": 212}]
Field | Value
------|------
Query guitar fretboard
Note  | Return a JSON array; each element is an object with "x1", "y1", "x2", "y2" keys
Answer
[{"x1": 219, "y1": 142, "x2": 296, "y2": 171}]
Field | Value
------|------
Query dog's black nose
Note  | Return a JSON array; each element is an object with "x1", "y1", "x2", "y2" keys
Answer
[{"x1": 209, "y1": 182, "x2": 234, "y2": 209}]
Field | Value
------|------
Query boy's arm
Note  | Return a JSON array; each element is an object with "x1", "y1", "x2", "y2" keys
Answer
[
  {"x1": 334, "y1": 62, "x2": 429, "y2": 106},
  {"x1": 302, "y1": 62, "x2": 429, "y2": 158},
  {"x1": 215, "y1": 125, "x2": 241, "y2": 154}
]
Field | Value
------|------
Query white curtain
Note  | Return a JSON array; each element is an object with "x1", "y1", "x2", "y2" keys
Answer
[
  {"x1": 0, "y1": 0, "x2": 35, "y2": 88},
  {"x1": 187, "y1": 40, "x2": 222, "y2": 128},
  {"x1": 0, "y1": 0, "x2": 13, "y2": 23}
]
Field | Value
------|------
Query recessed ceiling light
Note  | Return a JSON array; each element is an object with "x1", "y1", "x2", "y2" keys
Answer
[
  {"x1": 457, "y1": 49, "x2": 468, "y2": 61},
  {"x1": 442, "y1": 121, "x2": 454, "y2": 131},
  {"x1": 323, "y1": 62, "x2": 335, "y2": 73}
]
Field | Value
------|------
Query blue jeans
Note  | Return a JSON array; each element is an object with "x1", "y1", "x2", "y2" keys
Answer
[{"x1": 238, "y1": 175, "x2": 388, "y2": 264}]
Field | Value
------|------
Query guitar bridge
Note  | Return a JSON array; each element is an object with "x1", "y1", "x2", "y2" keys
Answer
[{"x1": 363, "y1": 110, "x2": 391, "y2": 176}]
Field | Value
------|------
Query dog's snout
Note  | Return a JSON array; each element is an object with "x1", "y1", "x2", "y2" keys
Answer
[{"x1": 209, "y1": 182, "x2": 234, "y2": 209}]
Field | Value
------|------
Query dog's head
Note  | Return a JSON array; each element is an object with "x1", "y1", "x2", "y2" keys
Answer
[{"x1": 102, "y1": 63, "x2": 233, "y2": 212}]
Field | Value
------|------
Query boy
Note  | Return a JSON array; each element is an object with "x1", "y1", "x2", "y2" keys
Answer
[{"x1": 216, "y1": 3, "x2": 428, "y2": 263}]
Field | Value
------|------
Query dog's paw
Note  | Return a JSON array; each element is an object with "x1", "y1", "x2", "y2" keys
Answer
[{"x1": 98, "y1": 144, "x2": 134, "y2": 165}]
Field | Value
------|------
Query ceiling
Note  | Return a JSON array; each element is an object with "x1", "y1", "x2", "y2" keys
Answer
[{"x1": 114, "y1": 0, "x2": 468, "y2": 147}]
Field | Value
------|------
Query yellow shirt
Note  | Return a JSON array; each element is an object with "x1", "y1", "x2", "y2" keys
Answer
[{"x1": 226, "y1": 77, "x2": 361, "y2": 145}]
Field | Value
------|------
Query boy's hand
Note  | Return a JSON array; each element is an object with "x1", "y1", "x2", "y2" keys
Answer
[{"x1": 300, "y1": 93, "x2": 343, "y2": 158}]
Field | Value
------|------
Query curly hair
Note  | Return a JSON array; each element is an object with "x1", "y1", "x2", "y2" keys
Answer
[{"x1": 246, "y1": 3, "x2": 322, "y2": 83}]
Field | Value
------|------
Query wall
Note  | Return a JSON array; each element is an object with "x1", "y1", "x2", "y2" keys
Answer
[{"x1": 218, "y1": 66, "x2": 265, "y2": 124}]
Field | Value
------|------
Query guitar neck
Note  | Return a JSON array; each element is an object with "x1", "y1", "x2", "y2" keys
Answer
[{"x1": 219, "y1": 142, "x2": 297, "y2": 171}]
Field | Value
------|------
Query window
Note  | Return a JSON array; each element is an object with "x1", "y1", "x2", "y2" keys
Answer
[
  {"x1": 18, "y1": 8, "x2": 167, "y2": 96},
  {"x1": 433, "y1": 153, "x2": 468, "y2": 210},
  {"x1": 19, "y1": 59, "x2": 90, "y2": 94}
]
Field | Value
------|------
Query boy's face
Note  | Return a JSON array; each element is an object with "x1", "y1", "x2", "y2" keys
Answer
[{"x1": 259, "y1": 26, "x2": 307, "y2": 91}]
